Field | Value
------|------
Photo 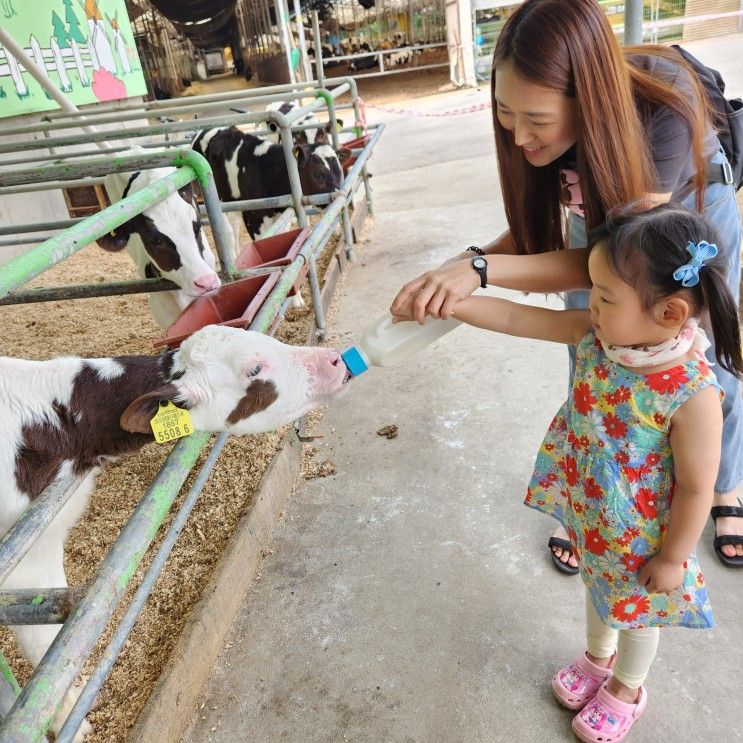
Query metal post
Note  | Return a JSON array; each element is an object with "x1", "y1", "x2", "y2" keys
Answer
[
  {"x1": 0, "y1": 475, "x2": 82, "y2": 585},
  {"x1": 275, "y1": 0, "x2": 297, "y2": 85},
  {"x1": 311, "y1": 11, "x2": 325, "y2": 89},
  {"x1": 624, "y1": 0, "x2": 644, "y2": 45},
  {"x1": 0, "y1": 27, "x2": 110, "y2": 151},
  {"x1": 292, "y1": 0, "x2": 313, "y2": 83},
  {"x1": 0, "y1": 588, "x2": 86, "y2": 626}
]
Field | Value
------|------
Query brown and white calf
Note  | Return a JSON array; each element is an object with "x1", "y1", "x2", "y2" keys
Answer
[
  {"x1": 99, "y1": 164, "x2": 236, "y2": 329},
  {"x1": 0, "y1": 325, "x2": 350, "y2": 739}
]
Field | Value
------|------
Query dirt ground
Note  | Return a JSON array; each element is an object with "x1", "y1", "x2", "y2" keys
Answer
[
  {"x1": 183, "y1": 64, "x2": 453, "y2": 107},
  {"x1": 0, "y1": 215, "x2": 349, "y2": 741}
]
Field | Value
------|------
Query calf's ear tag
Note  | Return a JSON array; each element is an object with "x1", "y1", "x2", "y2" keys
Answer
[{"x1": 150, "y1": 401, "x2": 193, "y2": 444}]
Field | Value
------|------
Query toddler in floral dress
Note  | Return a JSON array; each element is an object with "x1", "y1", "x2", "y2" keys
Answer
[{"x1": 397, "y1": 204, "x2": 743, "y2": 741}]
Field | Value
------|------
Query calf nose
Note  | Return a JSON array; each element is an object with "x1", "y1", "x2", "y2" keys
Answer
[{"x1": 193, "y1": 273, "x2": 221, "y2": 294}]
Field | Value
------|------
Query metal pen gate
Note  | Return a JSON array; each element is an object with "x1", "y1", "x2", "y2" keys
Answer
[
  {"x1": 0, "y1": 119, "x2": 383, "y2": 743},
  {"x1": 0, "y1": 77, "x2": 377, "y2": 336}
]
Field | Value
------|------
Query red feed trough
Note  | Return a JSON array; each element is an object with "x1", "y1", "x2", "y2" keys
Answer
[{"x1": 235, "y1": 226, "x2": 311, "y2": 297}]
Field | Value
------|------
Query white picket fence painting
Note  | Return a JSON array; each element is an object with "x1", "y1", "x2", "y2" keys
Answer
[{"x1": 0, "y1": 31, "x2": 131, "y2": 97}]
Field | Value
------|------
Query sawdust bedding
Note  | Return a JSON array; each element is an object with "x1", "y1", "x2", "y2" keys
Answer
[{"x1": 0, "y1": 223, "x2": 343, "y2": 742}]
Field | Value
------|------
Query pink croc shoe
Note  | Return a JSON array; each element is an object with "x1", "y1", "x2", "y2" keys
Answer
[
  {"x1": 572, "y1": 683, "x2": 648, "y2": 742},
  {"x1": 551, "y1": 653, "x2": 614, "y2": 710}
]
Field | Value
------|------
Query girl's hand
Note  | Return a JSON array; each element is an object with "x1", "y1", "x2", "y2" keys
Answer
[
  {"x1": 390, "y1": 259, "x2": 480, "y2": 325},
  {"x1": 637, "y1": 556, "x2": 685, "y2": 594}
]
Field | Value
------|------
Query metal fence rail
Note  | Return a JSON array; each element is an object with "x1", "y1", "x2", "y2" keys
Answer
[{"x1": 0, "y1": 121, "x2": 384, "y2": 740}]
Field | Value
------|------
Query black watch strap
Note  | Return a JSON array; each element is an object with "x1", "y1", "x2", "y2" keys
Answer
[
  {"x1": 466, "y1": 245, "x2": 485, "y2": 255},
  {"x1": 471, "y1": 257, "x2": 488, "y2": 289}
]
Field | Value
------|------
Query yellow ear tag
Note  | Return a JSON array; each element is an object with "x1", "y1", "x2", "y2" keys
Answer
[
  {"x1": 336, "y1": 121, "x2": 343, "y2": 132},
  {"x1": 150, "y1": 401, "x2": 193, "y2": 444}
]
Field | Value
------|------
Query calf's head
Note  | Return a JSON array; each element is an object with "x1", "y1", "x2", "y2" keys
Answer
[
  {"x1": 295, "y1": 144, "x2": 352, "y2": 195},
  {"x1": 98, "y1": 169, "x2": 220, "y2": 298},
  {"x1": 122, "y1": 326, "x2": 350, "y2": 437}
]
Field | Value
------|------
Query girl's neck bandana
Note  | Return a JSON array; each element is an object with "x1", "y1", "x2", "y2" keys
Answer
[{"x1": 603, "y1": 318, "x2": 710, "y2": 368}]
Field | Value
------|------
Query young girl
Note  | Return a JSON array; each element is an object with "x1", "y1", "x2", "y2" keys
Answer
[
  {"x1": 398, "y1": 204, "x2": 743, "y2": 741},
  {"x1": 390, "y1": 0, "x2": 743, "y2": 571}
]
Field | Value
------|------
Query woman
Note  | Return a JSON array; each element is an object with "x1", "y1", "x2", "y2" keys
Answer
[{"x1": 391, "y1": 0, "x2": 743, "y2": 571}]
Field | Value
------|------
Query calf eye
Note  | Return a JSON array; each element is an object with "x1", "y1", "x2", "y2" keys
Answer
[{"x1": 247, "y1": 363, "x2": 262, "y2": 378}]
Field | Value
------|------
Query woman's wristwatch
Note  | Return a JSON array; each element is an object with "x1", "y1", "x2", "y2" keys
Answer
[
  {"x1": 471, "y1": 256, "x2": 488, "y2": 288},
  {"x1": 466, "y1": 245, "x2": 485, "y2": 255}
]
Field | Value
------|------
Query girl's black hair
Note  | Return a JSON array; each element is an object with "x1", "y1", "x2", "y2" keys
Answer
[{"x1": 587, "y1": 202, "x2": 743, "y2": 377}]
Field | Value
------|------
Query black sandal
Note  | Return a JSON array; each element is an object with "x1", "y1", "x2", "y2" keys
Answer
[
  {"x1": 548, "y1": 536, "x2": 579, "y2": 576},
  {"x1": 711, "y1": 499, "x2": 743, "y2": 568}
]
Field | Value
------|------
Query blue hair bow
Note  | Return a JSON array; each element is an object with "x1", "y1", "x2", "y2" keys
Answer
[{"x1": 672, "y1": 240, "x2": 718, "y2": 287}]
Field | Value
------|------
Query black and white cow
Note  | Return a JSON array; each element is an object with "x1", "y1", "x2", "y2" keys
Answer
[
  {"x1": 263, "y1": 100, "x2": 340, "y2": 146},
  {"x1": 99, "y1": 164, "x2": 236, "y2": 329},
  {"x1": 0, "y1": 325, "x2": 350, "y2": 740},
  {"x1": 191, "y1": 126, "x2": 351, "y2": 239}
]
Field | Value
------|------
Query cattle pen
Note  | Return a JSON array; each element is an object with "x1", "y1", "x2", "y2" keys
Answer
[
  {"x1": 0, "y1": 77, "x2": 377, "y2": 336},
  {"x1": 0, "y1": 82, "x2": 383, "y2": 740}
]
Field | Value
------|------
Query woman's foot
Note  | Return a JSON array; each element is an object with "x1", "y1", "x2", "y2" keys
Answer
[
  {"x1": 549, "y1": 524, "x2": 579, "y2": 572},
  {"x1": 572, "y1": 682, "x2": 647, "y2": 743},
  {"x1": 712, "y1": 490, "x2": 743, "y2": 565},
  {"x1": 551, "y1": 652, "x2": 614, "y2": 710}
]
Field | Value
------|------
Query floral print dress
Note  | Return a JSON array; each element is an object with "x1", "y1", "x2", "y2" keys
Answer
[{"x1": 525, "y1": 331, "x2": 719, "y2": 630}]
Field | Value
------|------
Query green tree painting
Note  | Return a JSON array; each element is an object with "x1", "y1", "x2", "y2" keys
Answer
[
  {"x1": 63, "y1": 0, "x2": 86, "y2": 44},
  {"x1": 51, "y1": 10, "x2": 70, "y2": 48}
]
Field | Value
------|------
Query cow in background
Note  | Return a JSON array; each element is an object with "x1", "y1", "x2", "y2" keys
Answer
[
  {"x1": 263, "y1": 100, "x2": 341, "y2": 146},
  {"x1": 0, "y1": 325, "x2": 351, "y2": 741},
  {"x1": 191, "y1": 126, "x2": 351, "y2": 239},
  {"x1": 98, "y1": 163, "x2": 236, "y2": 328}
]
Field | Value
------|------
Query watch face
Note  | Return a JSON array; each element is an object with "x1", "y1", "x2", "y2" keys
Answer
[{"x1": 473, "y1": 257, "x2": 487, "y2": 269}]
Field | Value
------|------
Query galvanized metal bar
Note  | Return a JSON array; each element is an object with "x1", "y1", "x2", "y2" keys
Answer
[
  {"x1": 55, "y1": 432, "x2": 231, "y2": 743},
  {"x1": 624, "y1": 0, "x2": 644, "y2": 44},
  {"x1": 311, "y1": 11, "x2": 325, "y2": 89},
  {"x1": 24, "y1": 86, "x2": 353, "y2": 132},
  {"x1": 252, "y1": 192, "x2": 346, "y2": 331},
  {"x1": 0, "y1": 149, "x2": 184, "y2": 187},
  {"x1": 172, "y1": 151, "x2": 237, "y2": 277},
  {"x1": 0, "y1": 167, "x2": 195, "y2": 299},
  {"x1": 0, "y1": 430, "x2": 212, "y2": 741},
  {"x1": 0, "y1": 278, "x2": 180, "y2": 305},
  {"x1": 0, "y1": 475, "x2": 81, "y2": 586},
  {"x1": 0, "y1": 139, "x2": 193, "y2": 169},
  {"x1": 0, "y1": 588, "x2": 86, "y2": 626},
  {"x1": 0, "y1": 652, "x2": 20, "y2": 721},
  {"x1": 0, "y1": 178, "x2": 106, "y2": 196},
  {"x1": 0, "y1": 94, "x2": 347, "y2": 155},
  {"x1": 38, "y1": 79, "x2": 354, "y2": 120}
]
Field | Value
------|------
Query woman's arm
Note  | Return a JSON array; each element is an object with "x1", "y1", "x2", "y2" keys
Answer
[
  {"x1": 444, "y1": 230, "x2": 518, "y2": 265},
  {"x1": 637, "y1": 386, "x2": 722, "y2": 594},
  {"x1": 391, "y1": 249, "x2": 592, "y2": 325}
]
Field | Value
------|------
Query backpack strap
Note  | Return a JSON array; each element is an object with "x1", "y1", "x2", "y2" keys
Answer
[{"x1": 707, "y1": 158, "x2": 735, "y2": 186}]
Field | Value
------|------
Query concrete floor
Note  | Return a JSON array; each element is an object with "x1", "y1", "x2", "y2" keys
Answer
[{"x1": 183, "y1": 36, "x2": 743, "y2": 743}]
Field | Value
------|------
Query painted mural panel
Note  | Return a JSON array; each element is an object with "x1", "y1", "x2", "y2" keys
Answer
[{"x1": 0, "y1": 0, "x2": 147, "y2": 117}]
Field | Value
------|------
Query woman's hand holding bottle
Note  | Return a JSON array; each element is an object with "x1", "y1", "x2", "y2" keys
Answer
[{"x1": 390, "y1": 257, "x2": 481, "y2": 324}]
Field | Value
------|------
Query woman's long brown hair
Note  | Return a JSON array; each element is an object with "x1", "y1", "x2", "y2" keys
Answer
[{"x1": 492, "y1": 0, "x2": 711, "y2": 254}]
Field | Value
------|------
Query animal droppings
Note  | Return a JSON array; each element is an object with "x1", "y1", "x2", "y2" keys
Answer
[{"x1": 376, "y1": 424, "x2": 398, "y2": 439}]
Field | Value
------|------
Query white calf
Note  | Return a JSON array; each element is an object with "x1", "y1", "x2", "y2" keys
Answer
[
  {"x1": 99, "y1": 166, "x2": 236, "y2": 328},
  {"x1": 0, "y1": 325, "x2": 350, "y2": 739}
]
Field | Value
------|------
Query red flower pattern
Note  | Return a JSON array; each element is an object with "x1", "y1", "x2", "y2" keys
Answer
[
  {"x1": 620, "y1": 553, "x2": 646, "y2": 572},
  {"x1": 611, "y1": 595, "x2": 650, "y2": 622},
  {"x1": 603, "y1": 412, "x2": 627, "y2": 439},
  {"x1": 645, "y1": 366, "x2": 689, "y2": 395},
  {"x1": 583, "y1": 478, "x2": 603, "y2": 500},
  {"x1": 583, "y1": 528, "x2": 609, "y2": 556},
  {"x1": 635, "y1": 488, "x2": 658, "y2": 520},
  {"x1": 573, "y1": 382, "x2": 597, "y2": 415}
]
